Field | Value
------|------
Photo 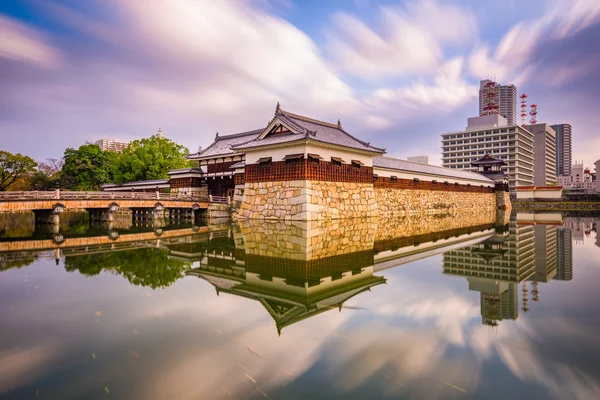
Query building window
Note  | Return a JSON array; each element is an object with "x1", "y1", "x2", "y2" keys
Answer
[
  {"x1": 391, "y1": 176, "x2": 398, "y2": 182},
  {"x1": 307, "y1": 153, "x2": 322, "y2": 164},
  {"x1": 351, "y1": 159, "x2": 364, "y2": 169},
  {"x1": 331, "y1": 157, "x2": 344, "y2": 166},
  {"x1": 257, "y1": 157, "x2": 271, "y2": 167},
  {"x1": 283, "y1": 153, "x2": 303, "y2": 164}
]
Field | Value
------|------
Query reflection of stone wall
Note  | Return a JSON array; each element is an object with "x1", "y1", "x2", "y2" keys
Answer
[
  {"x1": 238, "y1": 219, "x2": 376, "y2": 259},
  {"x1": 374, "y1": 211, "x2": 497, "y2": 242},
  {"x1": 235, "y1": 181, "x2": 378, "y2": 220},
  {"x1": 375, "y1": 188, "x2": 496, "y2": 218}
]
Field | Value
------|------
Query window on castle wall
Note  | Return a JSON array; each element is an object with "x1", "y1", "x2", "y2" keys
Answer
[
  {"x1": 307, "y1": 153, "x2": 322, "y2": 164},
  {"x1": 284, "y1": 153, "x2": 303, "y2": 165},
  {"x1": 257, "y1": 157, "x2": 272, "y2": 168},
  {"x1": 351, "y1": 160, "x2": 364, "y2": 169},
  {"x1": 331, "y1": 157, "x2": 343, "y2": 166}
]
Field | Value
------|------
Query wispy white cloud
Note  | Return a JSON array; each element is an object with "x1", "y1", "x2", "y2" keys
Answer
[
  {"x1": 326, "y1": 0, "x2": 477, "y2": 79},
  {"x1": 0, "y1": 15, "x2": 60, "y2": 66}
]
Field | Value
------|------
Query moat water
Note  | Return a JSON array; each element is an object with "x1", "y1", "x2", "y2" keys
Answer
[{"x1": 1, "y1": 212, "x2": 599, "y2": 400}]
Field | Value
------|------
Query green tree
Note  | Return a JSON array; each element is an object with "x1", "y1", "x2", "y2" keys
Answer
[
  {"x1": 61, "y1": 144, "x2": 117, "y2": 190},
  {"x1": 112, "y1": 135, "x2": 190, "y2": 184},
  {"x1": 0, "y1": 150, "x2": 37, "y2": 191}
]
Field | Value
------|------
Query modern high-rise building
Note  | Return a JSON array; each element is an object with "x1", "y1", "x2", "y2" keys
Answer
[
  {"x1": 94, "y1": 138, "x2": 129, "y2": 153},
  {"x1": 441, "y1": 114, "x2": 535, "y2": 190},
  {"x1": 550, "y1": 124, "x2": 572, "y2": 176},
  {"x1": 479, "y1": 80, "x2": 517, "y2": 125},
  {"x1": 524, "y1": 123, "x2": 557, "y2": 186}
]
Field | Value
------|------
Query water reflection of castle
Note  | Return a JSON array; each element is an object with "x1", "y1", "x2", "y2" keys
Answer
[
  {"x1": 183, "y1": 214, "x2": 501, "y2": 334},
  {"x1": 2, "y1": 209, "x2": 590, "y2": 332}
]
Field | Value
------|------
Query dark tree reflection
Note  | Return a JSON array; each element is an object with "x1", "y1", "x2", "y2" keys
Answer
[{"x1": 64, "y1": 248, "x2": 190, "y2": 289}]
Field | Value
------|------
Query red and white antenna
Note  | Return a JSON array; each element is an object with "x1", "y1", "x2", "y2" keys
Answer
[
  {"x1": 520, "y1": 93, "x2": 528, "y2": 125},
  {"x1": 529, "y1": 103, "x2": 538, "y2": 124}
]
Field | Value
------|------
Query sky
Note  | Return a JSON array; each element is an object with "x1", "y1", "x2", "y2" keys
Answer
[{"x1": 0, "y1": 0, "x2": 599, "y2": 168}]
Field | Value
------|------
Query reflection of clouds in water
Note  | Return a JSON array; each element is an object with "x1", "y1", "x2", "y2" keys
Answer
[
  {"x1": 354, "y1": 272, "x2": 480, "y2": 345},
  {"x1": 143, "y1": 296, "x2": 353, "y2": 399},
  {"x1": 0, "y1": 344, "x2": 58, "y2": 393},
  {"x1": 497, "y1": 343, "x2": 600, "y2": 400}
]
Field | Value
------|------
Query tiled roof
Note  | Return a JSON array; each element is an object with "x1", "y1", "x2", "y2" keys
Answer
[
  {"x1": 230, "y1": 161, "x2": 245, "y2": 169},
  {"x1": 373, "y1": 156, "x2": 494, "y2": 183},
  {"x1": 231, "y1": 107, "x2": 385, "y2": 154},
  {"x1": 471, "y1": 154, "x2": 506, "y2": 165},
  {"x1": 167, "y1": 168, "x2": 203, "y2": 175},
  {"x1": 187, "y1": 129, "x2": 262, "y2": 160},
  {"x1": 102, "y1": 179, "x2": 170, "y2": 188}
]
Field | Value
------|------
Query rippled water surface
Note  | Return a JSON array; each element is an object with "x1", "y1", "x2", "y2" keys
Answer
[{"x1": 1, "y1": 212, "x2": 599, "y2": 399}]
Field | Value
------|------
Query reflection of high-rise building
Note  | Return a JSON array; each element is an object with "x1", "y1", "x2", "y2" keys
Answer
[
  {"x1": 532, "y1": 225, "x2": 558, "y2": 283},
  {"x1": 555, "y1": 228, "x2": 573, "y2": 281},
  {"x1": 480, "y1": 284, "x2": 518, "y2": 326},
  {"x1": 443, "y1": 222, "x2": 536, "y2": 326}
]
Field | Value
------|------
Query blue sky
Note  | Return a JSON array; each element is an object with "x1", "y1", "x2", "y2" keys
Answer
[{"x1": 1, "y1": 0, "x2": 599, "y2": 168}]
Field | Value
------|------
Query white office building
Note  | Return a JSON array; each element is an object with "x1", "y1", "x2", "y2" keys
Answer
[
  {"x1": 524, "y1": 123, "x2": 557, "y2": 186},
  {"x1": 441, "y1": 114, "x2": 534, "y2": 190},
  {"x1": 94, "y1": 138, "x2": 129, "y2": 153}
]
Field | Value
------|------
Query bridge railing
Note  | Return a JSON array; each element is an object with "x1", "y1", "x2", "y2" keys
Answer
[
  {"x1": 209, "y1": 195, "x2": 230, "y2": 204},
  {"x1": 0, "y1": 191, "x2": 210, "y2": 202}
]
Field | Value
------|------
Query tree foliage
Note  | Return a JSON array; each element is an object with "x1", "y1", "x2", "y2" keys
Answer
[
  {"x1": 64, "y1": 248, "x2": 190, "y2": 289},
  {"x1": 112, "y1": 135, "x2": 190, "y2": 184},
  {"x1": 61, "y1": 144, "x2": 117, "y2": 190},
  {"x1": 0, "y1": 150, "x2": 37, "y2": 191}
]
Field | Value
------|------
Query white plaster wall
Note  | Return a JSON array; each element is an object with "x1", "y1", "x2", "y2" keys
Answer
[
  {"x1": 534, "y1": 190, "x2": 562, "y2": 199},
  {"x1": 245, "y1": 143, "x2": 373, "y2": 166},
  {"x1": 374, "y1": 167, "x2": 494, "y2": 187}
]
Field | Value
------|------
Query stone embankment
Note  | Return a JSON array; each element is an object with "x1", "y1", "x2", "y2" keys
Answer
[
  {"x1": 375, "y1": 188, "x2": 497, "y2": 218},
  {"x1": 235, "y1": 181, "x2": 378, "y2": 220}
]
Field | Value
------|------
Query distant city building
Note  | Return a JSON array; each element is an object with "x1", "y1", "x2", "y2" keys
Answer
[
  {"x1": 557, "y1": 162, "x2": 597, "y2": 193},
  {"x1": 479, "y1": 80, "x2": 517, "y2": 125},
  {"x1": 407, "y1": 156, "x2": 428, "y2": 164},
  {"x1": 524, "y1": 123, "x2": 557, "y2": 186},
  {"x1": 550, "y1": 124, "x2": 572, "y2": 176},
  {"x1": 94, "y1": 138, "x2": 129, "y2": 153},
  {"x1": 442, "y1": 114, "x2": 535, "y2": 190},
  {"x1": 596, "y1": 160, "x2": 600, "y2": 193}
]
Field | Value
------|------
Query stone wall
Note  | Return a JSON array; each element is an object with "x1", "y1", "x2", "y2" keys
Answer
[
  {"x1": 234, "y1": 180, "x2": 378, "y2": 220},
  {"x1": 375, "y1": 187, "x2": 497, "y2": 219}
]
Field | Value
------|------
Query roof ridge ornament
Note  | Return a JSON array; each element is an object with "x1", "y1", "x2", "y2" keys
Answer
[
  {"x1": 276, "y1": 102, "x2": 281, "y2": 115},
  {"x1": 337, "y1": 119, "x2": 342, "y2": 129},
  {"x1": 215, "y1": 131, "x2": 219, "y2": 141}
]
